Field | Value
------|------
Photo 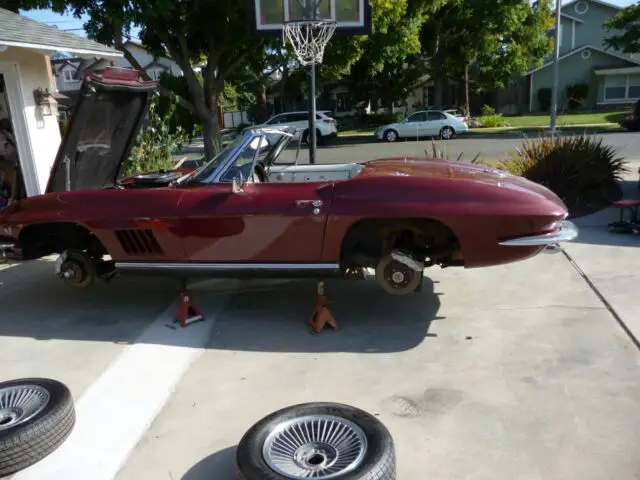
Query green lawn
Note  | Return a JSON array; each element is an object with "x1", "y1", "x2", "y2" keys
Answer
[
  {"x1": 338, "y1": 123, "x2": 621, "y2": 138},
  {"x1": 503, "y1": 110, "x2": 628, "y2": 127}
]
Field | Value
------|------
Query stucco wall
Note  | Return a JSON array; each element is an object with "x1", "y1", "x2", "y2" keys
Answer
[
  {"x1": 530, "y1": 48, "x2": 633, "y2": 111},
  {"x1": 0, "y1": 46, "x2": 62, "y2": 194}
]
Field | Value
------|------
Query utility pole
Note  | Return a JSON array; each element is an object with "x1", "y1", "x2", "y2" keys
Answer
[{"x1": 549, "y1": 0, "x2": 562, "y2": 135}]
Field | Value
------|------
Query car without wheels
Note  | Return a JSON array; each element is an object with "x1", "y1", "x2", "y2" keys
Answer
[{"x1": 0, "y1": 67, "x2": 578, "y2": 295}]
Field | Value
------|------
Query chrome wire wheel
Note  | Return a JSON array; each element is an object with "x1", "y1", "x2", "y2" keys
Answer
[
  {"x1": 262, "y1": 414, "x2": 368, "y2": 479},
  {"x1": 0, "y1": 385, "x2": 50, "y2": 431}
]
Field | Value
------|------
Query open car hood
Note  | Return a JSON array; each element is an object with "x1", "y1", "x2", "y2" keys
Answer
[{"x1": 45, "y1": 67, "x2": 158, "y2": 194}]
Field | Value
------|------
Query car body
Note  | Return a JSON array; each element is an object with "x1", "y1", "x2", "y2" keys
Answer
[
  {"x1": 254, "y1": 111, "x2": 338, "y2": 144},
  {"x1": 375, "y1": 110, "x2": 469, "y2": 142},
  {"x1": 0, "y1": 67, "x2": 578, "y2": 294}
]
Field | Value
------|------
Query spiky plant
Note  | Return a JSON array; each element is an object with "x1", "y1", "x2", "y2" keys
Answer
[{"x1": 498, "y1": 133, "x2": 628, "y2": 216}]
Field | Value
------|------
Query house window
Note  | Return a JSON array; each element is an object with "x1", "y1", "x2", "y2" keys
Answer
[
  {"x1": 574, "y1": 1, "x2": 588, "y2": 14},
  {"x1": 581, "y1": 49, "x2": 591, "y2": 59},
  {"x1": 604, "y1": 74, "x2": 640, "y2": 101},
  {"x1": 628, "y1": 74, "x2": 640, "y2": 98},
  {"x1": 63, "y1": 70, "x2": 73, "y2": 81},
  {"x1": 335, "y1": 92, "x2": 351, "y2": 112},
  {"x1": 604, "y1": 75, "x2": 627, "y2": 100}
]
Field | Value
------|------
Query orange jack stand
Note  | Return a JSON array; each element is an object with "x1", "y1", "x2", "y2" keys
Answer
[
  {"x1": 175, "y1": 281, "x2": 204, "y2": 328},
  {"x1": 308, "y1": 280, "x2": 338, "y2": 334}
]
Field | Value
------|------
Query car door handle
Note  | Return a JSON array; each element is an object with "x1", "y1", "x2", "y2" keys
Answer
[{"x1": 295, "y1": 199, "x2": 323, "y2": 208}]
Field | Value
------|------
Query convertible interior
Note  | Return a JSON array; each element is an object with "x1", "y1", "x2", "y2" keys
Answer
[{"x1": 266, "y1": 163, "x2": 365, "y2": 183}]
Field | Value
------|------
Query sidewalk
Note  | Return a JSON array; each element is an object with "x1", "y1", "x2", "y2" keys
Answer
[{"x1": 563, "y1": 167, "x2": 640, "y2": 348}]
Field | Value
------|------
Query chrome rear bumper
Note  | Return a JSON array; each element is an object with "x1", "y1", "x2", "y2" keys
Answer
[{"x1": 498, "y1": 220, "x2": 579, "y2": 247}]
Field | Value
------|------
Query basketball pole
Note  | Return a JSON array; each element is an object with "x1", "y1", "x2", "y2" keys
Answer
[
  {"x1": 308, "y1": 62, "x2": 317, "y2": 164},
  {"x1": 307, "y1": 4, "x2": 318, "y2": 165}
]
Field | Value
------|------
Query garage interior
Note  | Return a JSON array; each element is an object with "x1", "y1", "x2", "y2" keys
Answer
[{"x1": 0, "y1": 73, "x2": 25, "y2": 208}]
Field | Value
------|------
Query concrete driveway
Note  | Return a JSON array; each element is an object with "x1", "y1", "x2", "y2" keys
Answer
[{"x1": 2, "y1": 224, "x2": 640, "y2": 479}]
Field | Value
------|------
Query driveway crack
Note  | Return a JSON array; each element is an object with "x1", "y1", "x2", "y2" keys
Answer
[{"x1": 562, "y1": 249, "x2": 640, "y2": 351}]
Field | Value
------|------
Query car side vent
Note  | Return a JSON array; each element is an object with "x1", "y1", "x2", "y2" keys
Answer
[{"x1": 115, "y1": 229, "x2": 164, "y2": 255}]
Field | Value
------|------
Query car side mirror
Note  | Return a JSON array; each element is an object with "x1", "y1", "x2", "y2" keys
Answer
[{"x1": 232, "y1": 172, "x2": 245, "y2": 193}]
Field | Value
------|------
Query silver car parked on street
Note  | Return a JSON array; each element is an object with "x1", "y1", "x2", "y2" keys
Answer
[{"x1": 375, "y1": 110, "x2": 469, "y2": 142}]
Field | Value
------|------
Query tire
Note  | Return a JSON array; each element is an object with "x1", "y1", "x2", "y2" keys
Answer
[
  {"x1": 440, "y1": 126, "x2": 455, "y2": 140},
  {"x1": 383, "y1": 129, "x2": 398, "y2": 142},
  {"x1": 302, "y1": 129, "x2": 324, "y2": 146},
  {"x1": 0, "y1": 378, "x2": 75, "y2": 477},
  {"x1": 236, "y1": 402, "x2": 395, "y2": 480},
  {"x1": 375, "y1": 254, "x2": 422, "y2": 296}
]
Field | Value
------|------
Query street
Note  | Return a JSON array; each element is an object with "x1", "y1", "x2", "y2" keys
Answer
[{"x1": 177, "y1": 130, "x2": 640, "y2": 165}]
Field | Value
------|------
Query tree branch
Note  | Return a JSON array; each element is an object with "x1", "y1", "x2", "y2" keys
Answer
[{"x1": 112, "y1": 16, "x2": 197, "y2": 115}]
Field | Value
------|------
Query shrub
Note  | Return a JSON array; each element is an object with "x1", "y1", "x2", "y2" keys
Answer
[
  {"x1": 122, "y1": 98, "x2": 189, "y2": 178},
  {"x1": 478, "y1": 114, "x2": 509, "y2": 128},
  {"x1": 497, "y1": 133, "x2": 628, "y2": 217},
  {"x1": 363, "y1": 112, "x2": 405, "y2": 127},
  {"x1": 537, "y1": 88, "x2": 552, "y2": 112},
  {"x1": 426, "y1": 140, "x2": 481, "y2": 164},
  {"x1": 480, "y1": 104, "x2": 496, "y2": 116},
  {"x1": 566, "y1": 83, "x2": 588, "y2": 110}
]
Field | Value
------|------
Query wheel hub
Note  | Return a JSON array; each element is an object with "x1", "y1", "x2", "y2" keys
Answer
[
  {"x1": 391, "y1": 271, "x2": 405, "y2": 284},
  {"x1": 384, "y1": 261, "x2": 413, "y2": 289},
  {"x1": 294, "y1": 442, "x2": 338, "y2": 470},
  {"x1": 263, "y1": 414, "x2": 367, "y2": 479},
  {"x1": 0, "y1": 385, "x2": 50, "y2": 431}
]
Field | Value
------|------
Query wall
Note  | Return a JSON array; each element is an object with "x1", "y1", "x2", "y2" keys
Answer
[
  {"x1": 530, "y1": 48, "x2": 633, "y2": 111},
  {"x1": 571, "y1": 1, "x2": 625, "y2": 54},
  {"x1": 0, "y1": 47, "x2": 62, "y2": 194}
]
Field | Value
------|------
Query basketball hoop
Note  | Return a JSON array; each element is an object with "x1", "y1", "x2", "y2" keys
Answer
[{"x1": 283, "y1": 20, "x2": 337, "y2": 66}]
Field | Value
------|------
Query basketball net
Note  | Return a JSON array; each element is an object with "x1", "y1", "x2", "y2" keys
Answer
[{"x1": 283, "y1": 20, "x2": 337, "y2": 66}]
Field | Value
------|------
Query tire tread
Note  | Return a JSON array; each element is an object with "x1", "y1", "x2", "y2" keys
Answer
[{"x1": 0, "y1": 378, "x2": 75, "y2": 477}]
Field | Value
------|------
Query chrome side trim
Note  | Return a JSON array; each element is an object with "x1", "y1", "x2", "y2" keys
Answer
[
  {"x1": 0, "y1": 243, "x2": 14, "y2": 251},
  {"x1": 115, "y1": 262, "x2": 341, "y2": 271},
  {"x1": 499, "y1": 220, "x2": 579, "y2": 247}
]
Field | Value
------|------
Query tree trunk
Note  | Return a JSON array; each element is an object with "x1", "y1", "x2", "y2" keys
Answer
[
  {"x1": 258, "y1": 85, "x2": 268, "y2": 122},
  {"x1": 464, "y1": 62, "x2": 470, "y2": 117},
  {"x1": 201, "y1": 92, "x2": 222, "y2": 160}
]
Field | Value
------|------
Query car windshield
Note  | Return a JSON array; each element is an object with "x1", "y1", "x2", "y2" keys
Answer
[
  {"x1": 180, "y1": 136, "x2": 243, "y2": 184},
  {"x1": 182, "y1": 130, "x2": 292, "y2": 185}
]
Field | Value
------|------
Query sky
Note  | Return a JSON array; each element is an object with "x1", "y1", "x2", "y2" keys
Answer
[{"x1": 18, "y1": 0, "x2": 640, "y2": 42}]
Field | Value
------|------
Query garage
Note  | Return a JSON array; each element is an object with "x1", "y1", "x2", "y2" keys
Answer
[{"x1": 0, "y1": 7, "x2": 122, "y2": 201}]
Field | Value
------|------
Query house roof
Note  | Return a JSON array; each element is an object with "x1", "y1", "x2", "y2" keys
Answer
[
  {"x1": 562, "y1": 0, "x2": 621, "y2": 11},
  {"x1": 525, "y1": 45, "x2": 640, "y2": 75},
  {"x1": 0, "y1": 8, "x2": 122, "y2": 58}
]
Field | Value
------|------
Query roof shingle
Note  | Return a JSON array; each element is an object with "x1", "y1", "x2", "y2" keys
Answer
[{"x1": 0, "y1": 8, "x2": 122, "y2": 57}]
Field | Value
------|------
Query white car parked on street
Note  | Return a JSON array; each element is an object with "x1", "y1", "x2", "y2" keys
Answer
[
  {"x1": 256, "y1": 111, "x2": 338, "y2": 144},
  {"x1": 375, "y1": 110, "x2": 469, "y2": 142}
]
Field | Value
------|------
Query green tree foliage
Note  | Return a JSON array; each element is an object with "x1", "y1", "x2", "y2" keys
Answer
[
  {"x1": 421, "y1": 0, "x2": 554, "y2": 109},
  {"x1": 340, "y1": 0, "x2": 438, "y2": 110},
  {"x1": 20, "y1": 0, "x2": 274, "y2": 159},
  {"x1": 603, "y1": 2, "x2": 640, "y2": 53},
  {"x1": 123, "y1": 97, "x2": 188, "y2": 178}
]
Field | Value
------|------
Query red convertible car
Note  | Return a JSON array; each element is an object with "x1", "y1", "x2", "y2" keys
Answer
[{"x1": 0, "y1": 68, "x2": 578, "y2": 295}]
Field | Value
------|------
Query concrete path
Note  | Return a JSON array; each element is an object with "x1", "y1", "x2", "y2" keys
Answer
[{"x1": 115, "y1": 254, "x2": 640, "y2": 480}]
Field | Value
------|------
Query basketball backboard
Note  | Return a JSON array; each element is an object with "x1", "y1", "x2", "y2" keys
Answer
[{"x1": 250, "y1": 0, "x2": 372, "y2": 36}]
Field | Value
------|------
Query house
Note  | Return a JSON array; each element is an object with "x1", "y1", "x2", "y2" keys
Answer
[
  {"x1": 525, "y1": 0, "x2": 640, "y2": 112},
  {"x1": 266, "y1": 72, "x2": 460, "y2": 119},
  {"x1": 0, "y1": 7, "x2": 121, "y2": 198}
]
